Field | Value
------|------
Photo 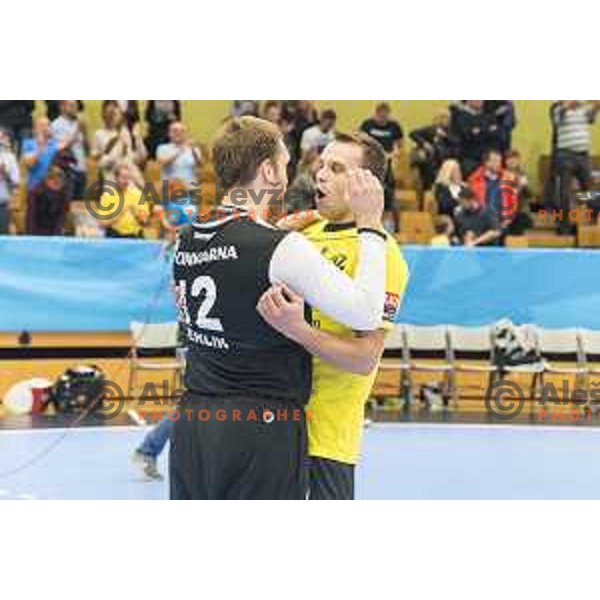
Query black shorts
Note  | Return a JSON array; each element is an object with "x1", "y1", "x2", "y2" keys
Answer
[
  {"x1": 308, "y1": 456, "x2": 355, "y2": 500},
  {"x1": 169, "y1": 393, "x2": 308, "y2": 500}
]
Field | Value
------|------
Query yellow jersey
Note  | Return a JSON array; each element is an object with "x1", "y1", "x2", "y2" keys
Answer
[
  {"x1": 97, "y1": 185, "x2": 148, "y2": 237},
  {"x1": 303, "y1": 220, "x2": 409, "y2": 465}
]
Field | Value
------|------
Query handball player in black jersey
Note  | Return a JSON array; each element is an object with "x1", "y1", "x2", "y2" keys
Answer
[{"x1": 170, "y1": 116, "x2": 387, "y2": 500}]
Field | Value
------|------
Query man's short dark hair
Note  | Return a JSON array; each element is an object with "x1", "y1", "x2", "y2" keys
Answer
[
  {"x1": 335, "y1": 131, "x2": 387, "y2": 184},
  {"x1": 321, "y1": 109, "x2": 337, "y2": 121},
  {"x1": 483, "y1": 149, "x2": 502, "y2": 162}
]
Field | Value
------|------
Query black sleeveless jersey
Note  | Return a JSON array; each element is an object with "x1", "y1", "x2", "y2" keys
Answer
[{"x1": 173, "y1": 207, "x2": 312, "y2": 404}]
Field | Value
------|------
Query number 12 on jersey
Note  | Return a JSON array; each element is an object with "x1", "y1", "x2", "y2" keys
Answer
[{"x1": 175, "y1": 276, "x2": 224, "y2": 333}]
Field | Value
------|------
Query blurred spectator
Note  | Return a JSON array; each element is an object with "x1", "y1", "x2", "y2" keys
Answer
[
  {"x1": 504, "y1": 150, "x2": 532, "y2": 202},
  {"x1": 156, "y1": 122, "x2": 202, "y2": 190},
  {"x1": 282, "y1": 101, "x2": 318, "y2": 132},
  {"x1": 96, "y1": 163, "x2": 148, "y2": 238},
  {"x1": 0, "y1": 128, "x2": 19, "y2": 234},
  {"x1": 23, "y1": 117, "x2": 75, "y2": 235},
  {"x1": 433, "y1": 159, "x2": 467, "y2": 217},
  {"x1": 230, "y1": 101, "x2": 260, "y2": 118},
  {"x1": 449, "y1": 100, "x2": 502, "y2": 177},
  {"x1": 470, "y1": 150, "x2": 532, "y2": 237},
  {"x1": 46, "y1": 101, "x2": 84, "y2": 122},
  {"x1": 409, "y1": 109, "x2": 452, "y2": 190},
  {"x1": 360, "y1": 102, "x2": 404, "y2": 156},
  {"x1": 467, "y1": 149, "x2": 512, "y2": 208},
  {"x1": 51, "y1": 100, "x2": 89, "y2": 200},
  {"x1": 93, "y1": 102, "x2": 146, "y2": 187},
  {"x1": 0, "y1": 101, "x2": 35, "y2": 155},
  {"x1": 550, "y1": 100, "x2": 600, "y2": 233},
  {"x1": 262, "y1": 101, "x2": 282, "y2": 124},
  {"x1": 281, "y1": 101, "x2": 318, "y2": 181},
  {"x1": 285, "y1": 148, "x2": 319, "y2": 213},
  {"x1": 102, "y1": 101, "x2": 140, "y2": 131},
  {"x1": 300, "y1": 109, "x2": 337, "y2": 156},
  {"x1": 282, "y1": 101, "x2": 318, "y2": 156},
  {"x1": 485, "y1": 101, "x2": 516, "y2": 153},
  {"x1": 454, "y1": 187, "x2": 501, "y2": 247},
  {"x1": 360, "y1": 102, "x2": 403, "y2": 225},
  {"x1": 430, "y1": 215, "x2": 456, "y2": 246},
  {"x1": 161, "y1": 179, "x2": 199, "y2": 243},
  {"x1": 145, "y1": 100, "x2": 182, "y2": 159}
]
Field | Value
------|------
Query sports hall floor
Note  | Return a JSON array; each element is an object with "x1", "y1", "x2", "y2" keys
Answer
[{"x1": 2, "y1": 420, "x2": 600, "y2": 499}]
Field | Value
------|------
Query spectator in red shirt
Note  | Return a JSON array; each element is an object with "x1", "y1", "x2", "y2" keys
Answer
[
  {"x1": 468, "y1": 149, "x2": 531, "y2": 236},
  {"x1": 467, "y1": 149, "x2": 512, "y2": 208}
]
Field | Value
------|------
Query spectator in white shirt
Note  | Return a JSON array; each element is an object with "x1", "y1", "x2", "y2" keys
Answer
[
  {"x1": 51, "y1": 100, "x2": 89, "y2": 200},
  {"x1": 156, "y1": 121, "x2": 202, "y2": 190},
  {"x1": 0, "y1": 128, "x2": 19, "y2": 234},
  {"x1": 300, "y1": 109, "x2": 337, "y2": 158},
  {"x1": 93, "y1": 101, "x2": 146, "y2": 188}
]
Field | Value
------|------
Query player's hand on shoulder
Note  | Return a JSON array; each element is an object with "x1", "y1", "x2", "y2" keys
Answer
[
  {"x1": 276, "y1": 209, "x2": 322, "y2": 232},
  {"x1": 257, "y1": 284, "x2": 308, "y2": 341},
  {"x1": 345, "y1": 168, "x2": 384, "y2": 229}
]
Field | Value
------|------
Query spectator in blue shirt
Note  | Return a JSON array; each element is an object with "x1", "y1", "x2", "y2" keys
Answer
[
  {"x1": 51, "y1": 100, "x2": 89, "y2": 200},
  {"x1": 23, "y1": 117, "x2": 76, "y2": 234},
  {"x1": 156, "y1": 122, "x2": 202, "y2": 190}
]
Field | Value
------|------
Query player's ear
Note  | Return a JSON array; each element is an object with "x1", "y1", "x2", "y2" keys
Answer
[{"x1": 258, "y1": 158, "x2": 278, "y2": 187}]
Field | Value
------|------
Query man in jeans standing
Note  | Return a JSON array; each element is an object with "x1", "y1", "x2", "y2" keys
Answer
[
  {"x1": 0, "y1": 128, "x2": 20, "y2": 234},
  {"x1": 551, "y1": 100, "x2": 600, "y2": 234},
  {"x1": 133, "y1": 415, "x2": 172, "y2": 480}
]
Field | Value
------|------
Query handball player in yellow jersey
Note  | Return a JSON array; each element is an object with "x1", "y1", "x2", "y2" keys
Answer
[{"x1": 258, "y1": 132, "x2": 409, "y2": 499}]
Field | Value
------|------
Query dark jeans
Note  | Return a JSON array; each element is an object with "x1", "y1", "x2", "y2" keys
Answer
[
  {"x1": 137, "y1": 414, "x2": 172, "y2": 458},
  {"x1": 67, "y1": 170, "x2": 87, "y2": 202},
  {"x1": 26, "y1": 188, "x2": 68, "y2": 235},
  {"x1": 554, "y1": 149, "x2": 592, "y2": 233},
  {"x1": 384, "y1": 158, "x2": 396, "y2": 211},
  {"x1": 0, "y1": 204, "x2": 8, "y2": 234}
]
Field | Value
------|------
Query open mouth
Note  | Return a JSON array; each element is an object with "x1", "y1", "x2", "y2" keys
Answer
[{"x1": 315, "y1": 187, "x2": 327, "y2": 200}]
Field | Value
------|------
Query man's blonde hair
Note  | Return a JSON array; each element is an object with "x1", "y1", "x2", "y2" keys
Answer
[{"x1": 213, "y1": 116, "x2": 282, "y2": 192}]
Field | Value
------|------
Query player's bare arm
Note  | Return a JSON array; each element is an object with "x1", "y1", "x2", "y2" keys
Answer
[{"x1": 257, "y1": 284, "x2": 386, "y2": 376}]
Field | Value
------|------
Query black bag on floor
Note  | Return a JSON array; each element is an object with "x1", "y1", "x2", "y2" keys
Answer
[{"x1": 50, "y1": 365, "x2": 107, "y2": 412}]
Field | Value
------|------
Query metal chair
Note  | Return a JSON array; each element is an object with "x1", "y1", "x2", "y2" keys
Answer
[
  {"x1": 378, "y1": 324, "x2": 410, "y2": 403},
  {"x1": 577, "y1": 329, "x2": 600, "y2": 407},
  {"x1": 127, "y1": 322, "x2": 185, "y2": 398},
  {"x1": 404, "y1": 324, "x2": 453, "y2": 404},
  {"x1": 447, "y1": 325, "x2": 498, "y2": 405},
  {"x1": 536, "y1": 327, "x2": 587, "y2": 410}
]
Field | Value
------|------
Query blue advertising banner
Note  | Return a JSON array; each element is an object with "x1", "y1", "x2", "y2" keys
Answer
[{"x1": 0, "y1": 237, "x2": 598, "y2": 331}]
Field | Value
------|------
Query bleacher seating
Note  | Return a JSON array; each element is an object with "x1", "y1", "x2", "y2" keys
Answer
[
  {"x1": 9, "y1": 142, "x2": 600, "y2": 251},
  {"x1": 398, "y1": 211, "x2": 434, "y2": 244}
]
